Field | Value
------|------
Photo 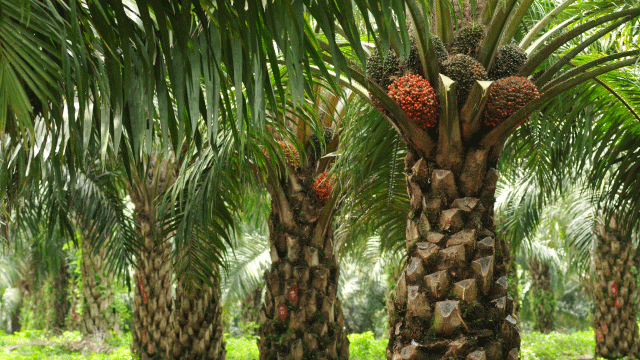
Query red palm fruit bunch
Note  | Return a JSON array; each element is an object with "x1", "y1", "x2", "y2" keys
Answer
[
  {"x1": 370, "y1": 93, "x2": 387, "y2": 115},
  {"x1": 387, "y1": 74, "x2": 439, "y2": 130},
  {"x1": 313, "y1": 172, "x2": 338, "y2": 202},
  {"x1": 262, "y1": 141, "x2": 301, "y2": 168},
  {"x1": 278, "y1": 141, "x2": 301, "y2": 168},
  {"x1": 483, "y1": 76, "x2": 539, "y2": 127}
]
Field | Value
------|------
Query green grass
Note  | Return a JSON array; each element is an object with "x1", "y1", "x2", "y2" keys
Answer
[
  {"x1": 521, "y1": 330, "x2": 595, "y2": 360},
  {"x1": 225, "y1": 336, "x2": 260, "y2": 360},
  {"x1": 0, "y1": 329, "x2": 629, "y2": 360},
  {"x1": 224, "y1": 332, "x2": 387, "y2": 360},
  {"x1": 0, "y1": 330, "x2": 135, "y2": 360}
]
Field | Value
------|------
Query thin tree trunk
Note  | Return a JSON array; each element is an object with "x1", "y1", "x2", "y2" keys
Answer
[
  {"x1": 170, "y1": 274, "x2": 226, "y2": 359},
  {"x1": 504, "y1": 252, "x2": 520, "y2": 319},
  {"x1": 593, "y1": 219, "x2": 639, "y2": 359},
  {"x1": 50, "y1": 262, "x2": 71, "y2": 330},
  {"x1": 258, "y1": 169, "x2": 349, "y2": 360},
  {"x1": 529, "y1": 258, "x2": 554, "y2": 334},
  {"x1": 20, "y1": 260, "x2": 48, "y2": 330},
  {"x1": 79, "y1": 235, "x2": 118, "y2": 336},
  {"x1": 241, "y1": 286, "x2": 263, "y2": 325},
  {"x1": 129, "y1": 156, "x2": 175, "y2": 360},
  {"x1": 68, "y1": 275, "x2": 81, "y2": 331},
  {"x1": 386, "y1": 150, "x2": 519, "y2": 359}
]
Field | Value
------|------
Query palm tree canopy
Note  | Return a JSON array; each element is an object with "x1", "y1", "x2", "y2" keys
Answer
[{"x1": 4, "y1": 0, "x2": 640, "y2": 283}]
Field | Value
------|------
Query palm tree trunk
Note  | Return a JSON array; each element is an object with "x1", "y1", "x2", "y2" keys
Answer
[
  {"x1": 504, "y1": 253, "x2": 520, "y2": 319},
  {"x1": 129, "y1": 156, "x2": 175, "y2": 360},
  {"x1": 241, "y1": 286, "x2": 263, "y2": 325},
  {"x1": 79, "y1": 235, "x2": 118, "y2": 335},
  {"x1": 593, "y1": 219, "x2": 639, "y2": 359},
  {"x1": 20, "y1": 260, "x2": 47, "y2": 330},
  {"x1": 170, "y1": 275, "x2": 226, "y2": 359},
  {"x1": 50, "y1": 262, "x2": 71, "y2": 330},
  {"x1": 258, "y1": 173, "x2": 349, "y2": 360},
  {"x1": 529, "y1": 258, "x2": 554, "y2": 334},
  {"x1": 386, "y1": 150, "x2": 519, "y2": 359},
  {"x1": 131, "y1": 208, "x2": 173, "y2": 359}
]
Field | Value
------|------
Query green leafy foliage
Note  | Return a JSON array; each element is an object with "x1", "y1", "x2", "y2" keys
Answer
[
  {"x1": 225, "y1": 338, "x2": 260, "y2": 360},
  {"x1": 348, "y1": 332, "x2": 388, "y2": 360},
  {"x1": 224, "y1": 329, "x2": 260, "y2": 360}
]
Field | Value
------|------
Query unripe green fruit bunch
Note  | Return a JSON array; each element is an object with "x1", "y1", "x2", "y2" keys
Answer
[
  {"x1": 451, "y1": 23, "x2": 485, "y2": 56},
  {"x1": 489, "y1": 44, "x2": 528, "y2": 80},
  {"x1": 308, "y1": 127, "x2": 335, "y2": 158},
  {"x1": 366, "y1": 48, "x2": 401, "y2": 90},
  {"x1": 483, "y1": 77, "x2": 539, "y2": 127},
  {"x1": 313, "y1": 172, "x2": 338, "y2": 202},
  {"x1": 431, "y1": 36, "x2": 449, "y2": 63},
  {"x1": 388, "y1": 74, "x2": 439, "y2": 130},
  {"x1": 405, "y1": 36, "x2": 449, "y2": 77},
  {"x1": 406, "y1": 39, "x2": 425, "y2": 78},
  {"x1": 441, "y1": 54, "x2": 488, "y2": 108}
]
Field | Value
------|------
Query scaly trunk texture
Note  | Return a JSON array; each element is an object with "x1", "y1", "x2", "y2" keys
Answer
[
  {"x1": 80, "y1": 235, "x2": 118, "y2": 335},
  {"x1": 387, "y1": 150, "x2": 519, "y2": 359},
  {"x1": 20, "y1": 260, "x2": 69, "y2": 331},
  {"x1": 593, "y1": 219, "x2": 639, "y2": 359},
  {"x1": 130, "y1": 156, "x2": 175, "y2": 360},
  {"x1": 19, "y1": 270, "x2": 44, "y2": 330},
  {"x1": 529, "y1": 259, "x2": 554, "y2": 334},
  {"x1": 241, "y1": 286, "x2": 263, "y2": 325},
  {"x1": 170, "y1": 275, "x2": 226, "y2": 359},
  {"x1": 258, "y1": 169, "x2": 349, "y2": 360},
  {"x1": 50, "y1": 262, "x2": 71, "y2": 330}
]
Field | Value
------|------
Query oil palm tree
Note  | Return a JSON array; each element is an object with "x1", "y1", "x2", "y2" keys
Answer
[
  {"x1": 221, "y1": 189, "x2": 271, "y2": 332},
  {"x1": 162, "y1": 144, "x2": 241, "y2": 360},
  {"x1": 325, "y1": 2, "x2": 640, "y2": 357},
  {"x1": 496, "y1": 57, "x2": 640, "y2": 356},
  {"x1": 163, "y1": 60, "x2": 357, "y2": 358},
  {"x1": 499, "y1": 170, "x2": 640, "y2": 356}
]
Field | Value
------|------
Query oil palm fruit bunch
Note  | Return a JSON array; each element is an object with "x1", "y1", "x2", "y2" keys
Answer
[
  {"x1": 441, "y1": 54, "x2": 488, "y2": 108},
  {"x1": 263, "y1": 141, "x2": 301, "y2": 168},
  {"x1": 489, "y1": 44, "x2": 528, "y2": 80},
  {"x1": 483, "y1": 77, "x2": 539, "y2": 127},
  {"x1": 450, "y1": 23, "x2": 485, "y2": 56},
  {"x1": 366, "y1": 48, "x2": 401, "y2": 90},
  {"x1": 308, "y1": 127, "x2": 336, "y2": 159},
  {"x1": 367, "y1": 48, "x2": 401, "y2": 113},
  {"x1": 406, "y1": 36, "x2": 449, "y2": 77},
  {"x1": 431, "y1": 36, "x2": 449, "y2": 63},
  {"x1": 278, "y1": 141, "x2": 301, "y2": 168},
  {"x1": 387, "y1": 74, "x2": 439, "y2": 130},
  {"x1": 313, "y1": 172, "x2": 338, "y2": 202},
  {"x1": 406, "y1": 39, "x2": 426, "y2": 78}
]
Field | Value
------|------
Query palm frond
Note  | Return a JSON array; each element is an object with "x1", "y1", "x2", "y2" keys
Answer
[{"x1": 334, "y1": 96, "x2": 410, "y2": 258}]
